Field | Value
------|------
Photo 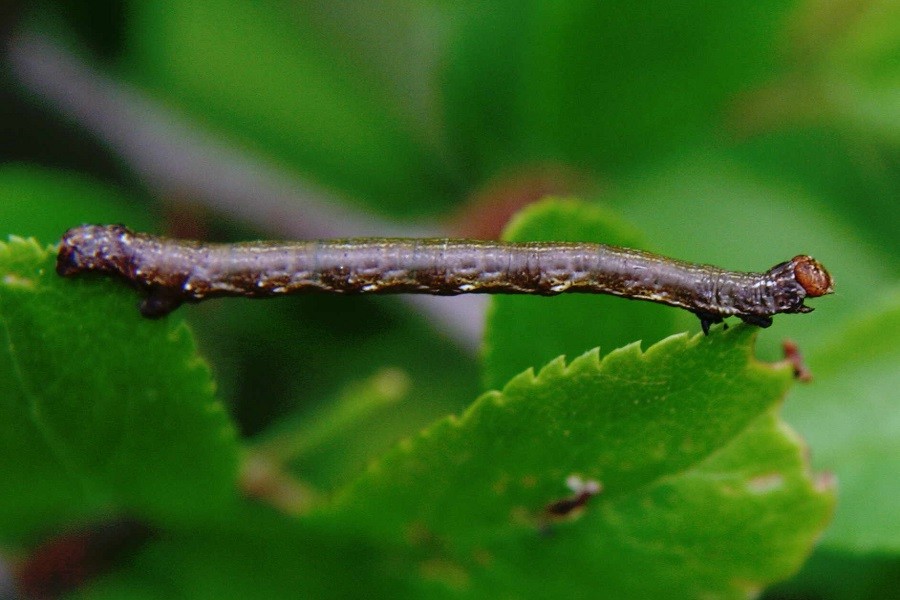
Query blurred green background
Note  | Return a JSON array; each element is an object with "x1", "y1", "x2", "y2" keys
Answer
[{"x1": 1, "y1": 1, "x2": 897, "y2": 598}]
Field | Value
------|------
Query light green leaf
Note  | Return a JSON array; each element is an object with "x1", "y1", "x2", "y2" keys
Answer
[
  {"x1": 730, "y1": 128, "x2": 900, "y2": 260},
  {"x1": 482, "y1": 197, "x2": 675, "y2": 391},
  {"x1": 0, "y1": 238, "x2": 238, "y2": 539},
  {"x1": 330, "y1": 326, "x2": 834, "y2": 598},
  {"x1": 815, "y1": 0, "x2": 900, "y2": 143},
  {"x1": 783, "y1": 290, "x2": 900, "y2": 552},
  {"x1": 613, "y1": 154, "x2": 891, "y2": 357}
]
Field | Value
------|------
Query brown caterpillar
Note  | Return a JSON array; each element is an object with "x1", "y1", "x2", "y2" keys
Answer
[{"x1": 57, "y1": 225, "x2": 833, "y2": 333}]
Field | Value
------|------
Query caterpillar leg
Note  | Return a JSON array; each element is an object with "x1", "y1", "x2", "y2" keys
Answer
[
  {"x1": 139, "y1": 290, "x2": 183, "y2": 318},
  {"x1": 695, "y1": 312, "x2": 724, "y2": 335},
  {"x1": 738, "y1": 314, "x2": 773, "y2": 328}
]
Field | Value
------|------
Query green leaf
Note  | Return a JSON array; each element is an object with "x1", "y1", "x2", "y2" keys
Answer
[
  {"x1": 783, "y1": 290, "x2": 900, "y2": 553},
  {"x1": 0, "y1": 164, "x2": 155, "y2": 245},
  {"x1": 443, "y1": 1, "x2": 795, "y2": 177},
  {"x1": 482, "y1": 197, "x2": 675, "y2": 390},
  {"x1": 122, "y1": 0, "x2": 459, "y2": 215},
  {"x1": 814, "y1": 0, "x2": 900, "y2": 143},
  {"x1": 71, "y1": 503, "x2": 407, "y2": 600},
  {"x1": 440, "y1": 2, "x2": 531, "y2": 182},
  {"x1": 763, "y1": 548, "x2": 900, "y2": 600},
  {"x1": 0, "y1": 238, "x2": 238, "y2": 539},
  {"x1": 329, "y1": 326, "x2": 834, "y2": 598},
  {"x1": 730, "y1": 128, "x2": 900, "y2": 260}
]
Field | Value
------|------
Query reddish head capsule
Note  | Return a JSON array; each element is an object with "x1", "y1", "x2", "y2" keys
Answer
[{"x1": 792, "y1": 255, "x2": 834, "y2": 297}]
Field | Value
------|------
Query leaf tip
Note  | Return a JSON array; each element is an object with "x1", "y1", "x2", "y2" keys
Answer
[
  {"x1": 563, "y1": 346, "x2": 602, "y2": 375},
  {"x1": 501, "y1": 366, "x2": 538, "y2": 395},
  {"x1": 502, "y1": 351, "x2": 571, "y2": 394},
  {"x1": 639, "y1": 330, "x2": 690, "y2": 358}
]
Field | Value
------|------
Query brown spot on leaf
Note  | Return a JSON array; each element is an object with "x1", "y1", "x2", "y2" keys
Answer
[
  {"x1": 404, "y1": 521, "x2": 433, "y2": 547},
  {"x1": 544, "y1": 475, "x2": 603, "y2": 521},
  {"x1": 815, "y1": 472, "x2": 837, "y2": 493},
  {"x1": 472, "y1": 548, "x2": 494, "y2": 567},
  {"x1": 747, "y1": 473, "x2": 785, "y2": 494},
  {"x1": 419, "y1": 559, "x2": 469, "y2": 590}
]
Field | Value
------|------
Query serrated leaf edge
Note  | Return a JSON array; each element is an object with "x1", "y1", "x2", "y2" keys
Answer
[
  {"x1": 336, "y1": 324, "x2": 793, "y2": 507},
  {"x1": 0, "y1": 236, "x2": 51, "y2": 259}
]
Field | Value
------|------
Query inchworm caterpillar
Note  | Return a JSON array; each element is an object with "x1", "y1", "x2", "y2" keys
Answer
[{"x1": 56, "y1": 225, "x2": 833, "y2": 333}]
